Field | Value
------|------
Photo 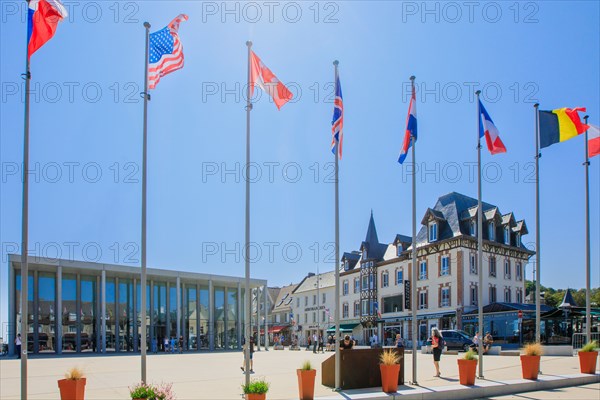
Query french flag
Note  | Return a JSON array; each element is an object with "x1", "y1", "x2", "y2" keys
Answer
[
  {"x1": 479, "y1": 100, "x2": 507, "y2": 155},
  {"x1": 588, "y1": 124, "x2": 600, "y2": 158},
  {"x1": 27, "y1": 0, "x2": 68, "y2": 59},
  {"x1": 398, "y1": 83, "x2": 417, "y2": 164}
]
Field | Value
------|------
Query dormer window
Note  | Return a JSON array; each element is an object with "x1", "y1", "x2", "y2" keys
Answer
[
  {"x1": 362, "y1": 248, "x2": 367, "y2": 260},
  {"x1": 428, "y1": 221, "x2": 438, "y2": 242},
  {"x1": 515, "y1": 233, "x2": 521, "y2": 246},
  {"x1": 396, "y1": 244, "x2": 403, "y2": 257},
  {"x1": 488, "y1": 221, "x2": 495, "y2": 241},
  {"x1": 470, "y1": 220, "x2": 476, "y2": 236},
  {"x1": 504, "y1": 226, "x2": 510, "y2": 245},
  {"x1": 344, "y1": 260, "x2": 349, "y2": 270}
]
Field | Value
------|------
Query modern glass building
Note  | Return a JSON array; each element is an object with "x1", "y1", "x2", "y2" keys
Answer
[{"x1": 7, "y1": 254, "x2": 267, "y2": 356}]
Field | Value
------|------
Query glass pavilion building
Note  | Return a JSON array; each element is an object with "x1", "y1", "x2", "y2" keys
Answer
[{"x1": 7, "y1": 254, "x2": 267, "y2": 356}]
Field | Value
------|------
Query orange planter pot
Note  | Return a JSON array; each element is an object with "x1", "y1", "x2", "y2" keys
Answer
[
  {"x1": 578, "y1": 351, "x2": 598, "y2": 374},
  {"x1": 58, "y1": 378, "x2": 86, "y2": 400},
  {"x1": 379, "y1": 364, "x2": 400, "y2": 393},
  {"x1": 520, "y1": 355, "x2": 541, "y2": 380},
  {"x1": 245, "y1": 394, "x2": 266, "y2": 400},
  {"x1": 297, "y1": 369, "x2": 316, "y2": 400},
  {"x1": 457, "y1": 359, "x2": 477, "y2": 386}
]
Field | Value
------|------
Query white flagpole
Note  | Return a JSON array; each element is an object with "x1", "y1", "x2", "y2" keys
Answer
[
  {"x1": 140, "y1": 21, "x2": 151, "y2": 383},
  {"x1": 475, "y1": 91, "x2": 484, "y2": 378},
  {"x1": 20, "y1": 12, "x2": 32, "y2": 398},
  {"x1": 583, "y1": 115, "x2": 591, "y2": 343},
  {"x1": 409, "y1": 75, "x2": 418, "y2": 386},
  {"x1": 534, "y1": 103, "x2": 541, "y2": 343},
  {"x1": 333, "y1": 60, "x2": 341, "y2": 391},
  {"x1": 244, "y1": 40, "x2": 253, "y2": 387}
]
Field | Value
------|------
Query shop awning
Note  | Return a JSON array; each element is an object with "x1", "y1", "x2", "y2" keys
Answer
[
  {"x1": 258, "y1": 325, "x2": 289, "y2": 334},
  {"x1": 326, "y1": 323, "x2": 359, "y2": 333}
]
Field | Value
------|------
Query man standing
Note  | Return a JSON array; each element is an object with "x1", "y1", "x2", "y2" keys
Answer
[
  {"x1": 312, "y1": 333, "x2": 318, "y2": 353},
  {"x1": 15, "y1": 333, "x2": 22, "y2": 359}
]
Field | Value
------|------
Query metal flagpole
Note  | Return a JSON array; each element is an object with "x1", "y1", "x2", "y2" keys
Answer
[
  {"x1": 534, "y1": 103, "x2": 541, "y2": 343},
  {"x1": 475, "y1": 91, "x2": 484, "y2": 378},
  {"x1": 333, "y1": 59, "x2": 341, "y2": 391},
  {"x1": 244, "y1": 40, "x2": 253, "y2": 387},
  {"x1": 410, "y1": 75, "x2": 418, "y2": 386},
  {"x1": 20, "y1": 20, "x2": 32, "y2": 400},
  {"x1": 583, "y1": 115, "x2": 591, "y2": 343},
  {"x1": 140, "y1": 21, "x2": 151, "y2": 383}
]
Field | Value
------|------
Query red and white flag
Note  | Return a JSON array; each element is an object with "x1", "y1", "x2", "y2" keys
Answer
[
  {"x1": 249, "y1": 51, "x2": 292, "y2": 110},
  {"x1": 27, "y1": 0, "x2": 68, "y2": 59},
  {"x1": 588, "y1": 123, "x2": 600, "y2": 158}
]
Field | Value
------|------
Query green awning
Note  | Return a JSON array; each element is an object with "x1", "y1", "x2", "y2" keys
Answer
[{"x1": 326, "y1": 323, "x2": 359, "y2": 333}]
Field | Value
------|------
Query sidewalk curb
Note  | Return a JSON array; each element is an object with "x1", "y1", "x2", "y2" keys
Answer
[{"x1": 314, "y1": 373, "x2": 600, "y2": 400}]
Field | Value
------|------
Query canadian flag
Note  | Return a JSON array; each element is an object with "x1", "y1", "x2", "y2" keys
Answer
[
  {"x1": 28, "y1": 0, "x2": 68, "y2": 59},
  {"x1": 249, "y1": 51, "x2": 293, "y2": 110}
]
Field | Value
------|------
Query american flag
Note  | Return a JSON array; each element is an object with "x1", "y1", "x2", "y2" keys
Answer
[
  {"x1": 331, "y1": 66, "x2": 343, "y2": 159},
  {"x1": 148, "y1": 14, "x2": 188, "y2": 90}
]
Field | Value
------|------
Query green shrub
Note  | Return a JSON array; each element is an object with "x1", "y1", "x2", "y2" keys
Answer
[
  {"x1": 129, "y1": 383, "x2": 156, "y2": 399},
  {"x1": 463, "y1": 350, "x2": 478, "y2": 361},
  {"x1": 242, "y1": 379, "x2": 270, "y2": 394},
  {"x1": 581, "y1": 341, "x2": 598, "y2": 352},
  {"x1": 300, "y1": 360, "x2": 313, "y2": 371}
]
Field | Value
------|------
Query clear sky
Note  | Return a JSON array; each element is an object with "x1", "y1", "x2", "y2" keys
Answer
[{"x1": 1, "y1": 1, "x2": 599, "y2": 332}]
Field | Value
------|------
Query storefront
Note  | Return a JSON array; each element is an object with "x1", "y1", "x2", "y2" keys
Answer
[
  {"x1": 381, "y1": 312, "x2": 457, "y2": 346},
  {"x1": 462, "y1": 303, "x2": 554, "y2": 345},
  {"x1": 8, "y1": 255, "x2": 267, "y2": 356}
]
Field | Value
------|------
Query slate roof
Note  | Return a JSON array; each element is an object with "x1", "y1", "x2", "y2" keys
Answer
[
  {"x1": 415, "y1": 192, "x2": 529, "y2": 248},
  {"x1": 394, "y1": 234, "x2": 412, "y2": 245},
  {"x1": 559, "y1": 289, "x2": 578, "y2": 308},
  {"x1": 360, "y1": 211, "x2": 388, "y2": 261},
  {"x1": 342, "y1": 251, "x2": 361, "y2": 271}
]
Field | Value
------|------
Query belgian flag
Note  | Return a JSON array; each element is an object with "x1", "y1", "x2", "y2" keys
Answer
[{"x1": 539, "y1": 107, "x2": 588, "y2": 148}]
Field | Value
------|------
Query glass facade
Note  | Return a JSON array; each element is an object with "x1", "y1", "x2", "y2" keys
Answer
[
  {"x1": 214, "y1": 288, "x2": 225, "y2": 349},
  {"x1": 10, "y1": 261, "x2": 264, "y2": 356}
]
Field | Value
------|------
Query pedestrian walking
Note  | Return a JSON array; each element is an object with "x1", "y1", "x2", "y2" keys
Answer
[
  {"x1": 15, "y1": 333, "x2": 22, "y2": 359},
  {"x1": 170, "y1": 337, "x2": 176, "y2": 353},
  {"x1": 241, "y1": 336, "x2": 254, "y2": 373},
  {"x1": 179, "y1": 336, "x2": 184, "y2": 354},
  {"x1": 430, "y1": 328, "x2": 444, "y2": 377},
  {"x1": 312, "y1": 333, "x2": 318, "y2": 353},
  {"x1": 164, "y1": 337, "x2": 169, "y2": 353}
]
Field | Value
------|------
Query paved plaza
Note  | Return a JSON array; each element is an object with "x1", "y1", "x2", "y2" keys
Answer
[{"x1": 0, "y1": 348, "x2": 598, "y2": 399}]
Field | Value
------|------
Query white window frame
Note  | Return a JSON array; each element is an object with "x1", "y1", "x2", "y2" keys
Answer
[
  {"x1": 382, "y1": 271, "x2": 389, "y2": 288},
  {"x1": 516, "y1": 262, "x2": 522, "y2": 281},
  {"x1": 419, "y1": 291, "x2": 428, "y2": 309},
  {"x1": 362, "y1": 275, "x2": 368, "y2": 290},
  {"x1": 490, "y1": 257, "x2": 496, "y2": 277},
  {"x1": 489, "y1": 221, "x2": 495, "y2": 241},
  {"x1": 354, "y1": 301, "x2": 360, "y2": 317},
  {"x1": 441, "y1": 256, "x2": 450, "y2": 276},
  {"x1": 504, "y1": 226, "x2": 510, "y2": 245},
  {"x1": 396, "y1": 269, "x2": 403, "y2": 285},
  {"x1": 504, "y1": 260, "x2": 511, "y2": 279},
  {"x1": 419, "y1": 261, "x2": 427, "y2": 280},
  {"x1": 362, "y1": 249, "x2": 367, "y2": 259},
  {"x1": 396, "y1": 244, "x2": 402, "y2": 257},
  {"x1": 470, "y1": 286, "x2": 478, "y2": 306},
  {"x1": 343, "y1": 280, "x2": 349, "y2": 296},
  {"x1": 470, "y1": 254, "x2": 477, "y2": 274},
  {"x1": 516, "y1": 233, "x2": 521, "y2": 246},
  {"x1": 342, "y1": 303, "x2": 349, "y2": 318},
  {"x1": 428, "y1": 221, "x2": 438, "y2": 242},
  {"x1": 369, "y1": 274, "x2": 374, "y2": 289},
  {"x1": 361, "y1": 299, "x2": 369, "y2": 316},
  {"x1": 441, "y1": 287, "x2": 450, "y2": 307},
  {"x1": 470, "y1": 220, "x2": 476, "y2": 236},
  {"x1": 354, "y1": 278, "x2": 360, "y2": 293},
  {"x1": 489, "y1": 286, "x2": 497, "y2": 303}
]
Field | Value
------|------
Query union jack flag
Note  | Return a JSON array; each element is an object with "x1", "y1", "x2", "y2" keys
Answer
[
  {"x1": 148, "y1": 14, "x2": 188, "y2": 90},
  {"x1": 331, "y1": 66, "x2": 344, "y2": 159}
]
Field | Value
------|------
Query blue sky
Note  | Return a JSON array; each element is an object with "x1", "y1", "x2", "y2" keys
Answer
[{"x1": 1, "y1": 1, "x2": 599, "y2": 330}]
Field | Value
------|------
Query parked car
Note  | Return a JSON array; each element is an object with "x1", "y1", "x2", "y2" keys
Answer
[{"x1": 440, "y1": 330, "x2": 474, "y2": 351}]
